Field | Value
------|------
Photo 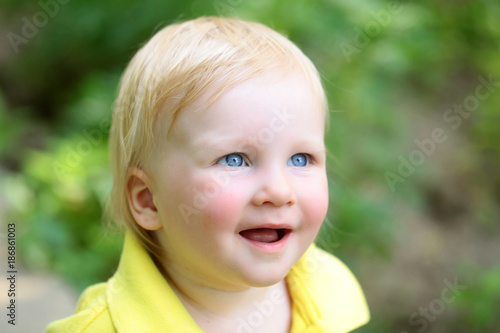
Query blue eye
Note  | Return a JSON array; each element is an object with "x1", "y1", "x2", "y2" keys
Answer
[
  {"x1": 288, "y1": 153, "x2": 309, "y2": 167},
  {"x1": 218, "y1": 153, "x2": 246, "y2": 167}
]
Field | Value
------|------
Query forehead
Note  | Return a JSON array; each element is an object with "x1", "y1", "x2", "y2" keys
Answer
[{"x1": 169, "y1": 70, "x2": 325, "y2": 143}]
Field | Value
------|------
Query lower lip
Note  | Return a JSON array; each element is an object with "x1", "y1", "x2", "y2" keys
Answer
[{"x1": 239, "y1": 230, "x2": 292, "y2": 253}]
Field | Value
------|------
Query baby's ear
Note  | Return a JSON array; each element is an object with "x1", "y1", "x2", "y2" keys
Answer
[{"x1": 126, "y1": 167, "x2": 162, "y2": 230}]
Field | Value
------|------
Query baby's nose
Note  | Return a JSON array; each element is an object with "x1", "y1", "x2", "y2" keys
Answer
[{"x1": 251, "y1": 167, "x2": 296, "y2": 207}]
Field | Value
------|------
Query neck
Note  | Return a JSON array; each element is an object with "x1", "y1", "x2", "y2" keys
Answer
[
  {"x1": 167, "y1": 267, "x2": 284, "y2": 314},
  {"x1": 159, "y1": 263, "x2": 292, "y2": 331}
]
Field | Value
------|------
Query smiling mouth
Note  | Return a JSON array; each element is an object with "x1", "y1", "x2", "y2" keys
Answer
[{"x1": 239, "y1": 228, "x2": 290, "y2": 243}]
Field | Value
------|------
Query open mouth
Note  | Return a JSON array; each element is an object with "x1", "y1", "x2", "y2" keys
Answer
[{"x1": 239, "y1": 228, "x2": 290, "y2": 243}]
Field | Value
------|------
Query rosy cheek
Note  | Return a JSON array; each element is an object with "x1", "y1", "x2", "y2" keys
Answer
[
  {"x1": 302, "y1": 187, "x2": 329, "y2": 228},
  {"x1": 201, "y1": 188, "x2": 245, "y2": 229}
]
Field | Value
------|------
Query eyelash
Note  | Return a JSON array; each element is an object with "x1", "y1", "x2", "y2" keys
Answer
[
  {"x1": 216, "y1": 152, "x2": 314, "y2": 167},
  {"x1": 216, "y1": 152, "x2": 249, "y2": 167}
]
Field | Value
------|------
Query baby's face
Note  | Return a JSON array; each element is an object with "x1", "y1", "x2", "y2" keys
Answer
[{"x1": 148, "y1": 70, "x2": 328, "y2": 290}]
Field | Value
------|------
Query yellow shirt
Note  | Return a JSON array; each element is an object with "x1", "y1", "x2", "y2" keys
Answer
[{"x1": 46, "y1": 233, "x2": 369, "y2": 332}]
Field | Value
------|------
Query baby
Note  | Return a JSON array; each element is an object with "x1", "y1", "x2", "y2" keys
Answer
[{"x1": 47, "y1": 17, "x2": 369, "y2": 333}]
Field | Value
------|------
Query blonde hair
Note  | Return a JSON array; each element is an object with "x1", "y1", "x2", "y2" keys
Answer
[{"x1": 107, "y1": 16, "x2": 328, "y2": 256}]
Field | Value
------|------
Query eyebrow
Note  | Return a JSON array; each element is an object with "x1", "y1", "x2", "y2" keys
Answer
[
  {"x1": 191, "y1": 134, "x2": 326, "y2": 154},
  {"x1": 190, "y1": 136, "x2": 252, "y2": 153}
]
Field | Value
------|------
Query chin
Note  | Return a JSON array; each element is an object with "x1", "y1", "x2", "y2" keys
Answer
[{"x1": 238, "y1": 263, "x2": 294, "y2": 288}]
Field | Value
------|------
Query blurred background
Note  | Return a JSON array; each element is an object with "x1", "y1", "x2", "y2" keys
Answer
[{"x1": 0, "y1": 0, "x2": 499, "y2": 332}]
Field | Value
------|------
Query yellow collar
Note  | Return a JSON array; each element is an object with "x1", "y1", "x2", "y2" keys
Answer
[
  {"x1": 106, "y1": 232, "x2": 204, "y2": 331},
  {"x1": 288, "y1": 245, "x2": 370, "y2": 332}
]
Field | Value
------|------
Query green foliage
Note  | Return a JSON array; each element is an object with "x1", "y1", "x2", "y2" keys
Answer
[
  {"x1": 316, "y1": 178, "x2": 396, "y2": 260},
  {"x1": 1, "y1": 73, "x2": 122, "y2": 291},
  {"x1": 3, "y1": 139, "x2": 123, "y2": 291},
  {"x1": 451, "y1": 266, "x2": 500, "y2": 331}
]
